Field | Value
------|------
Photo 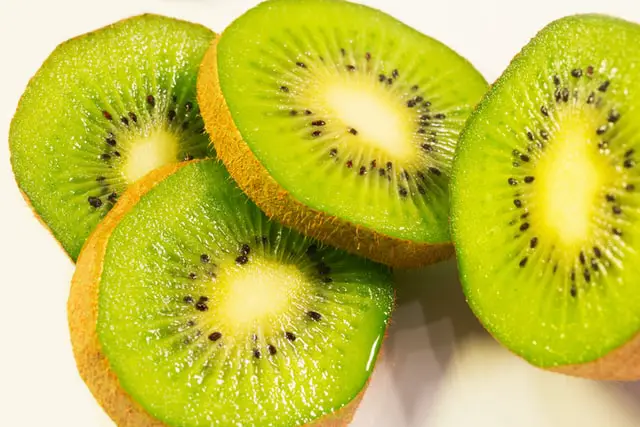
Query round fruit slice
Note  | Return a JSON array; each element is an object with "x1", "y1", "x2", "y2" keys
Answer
[
  {"x1": 68, "y1": 159, "x2": 393, "y2": 426},
  {"x1": 10, "y1": 14, "x2": 215, "y2": 261},
  {"x1": 197, "y1": 0, "x2": 487, "y2": 268},
  {"x1": 452, "y1": 15, "x2": 640, "y2": 380}
]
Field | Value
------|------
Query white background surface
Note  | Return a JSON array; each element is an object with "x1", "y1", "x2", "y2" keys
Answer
[{"x1": 2, "y1": 0, "x2": 640, "y2": 426}]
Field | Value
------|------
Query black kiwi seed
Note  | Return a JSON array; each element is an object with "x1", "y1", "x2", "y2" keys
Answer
[
  {"x1": 625, "y1": 149, "x2": 634, "y2": 157},
  {"x1": 184, "y1": 154, "x2": 194, "y2": 161},
  {"x1": 306, "y1": 244, "x2": 317, "y2": 256},
  {"x1": 146, "y1": 95, "x2": 155, "y2": 107},
  {"x1": 329, "y1": 148, "x2": 338, "y2": 157},
  {"x1": 128, "y1": 112, "x2": 138, "y2": 123},
  {"x1": 613, "y1": 206, "x2": 622, "y2": 215},
  {"x1": 540, "y1": 106, "x2": 549, "y2": 116},
  {"x1": 407, "y1": 99, "x2": 417, "y2": 108},
  {"x1": 365, "y1": 52, "x2": 371, "y2": 61},
  {"x1": 195, "y1": 301, "x2": 208, "y2": 311},
  {"x1": 184, "y1": 295, "x2": 194, "y2": 304},
  {"x1": 508, "y1": 178, "x2": 518, "y2": 186},
  {"x1": 422, "y1": 143, "x2": 433, "y2": 152},
  {"x1": 378, "y1": 169, "x2": 386, "y2": 177},
  {"x1": 386, "y1": 162, "x2": 393, "y2": 171},
  {"x1": 527, "y1": 131, "x2": 534, "y2": 141},
  {"x1": 188, "y1": 272, "x2": 197, "y2": 280},
  {"x1": 598, "y1": 80, "x2": 610, "y2": 92},
  {"x1": 624, "y1": 159, "x2": 635, "y2": 169},
  {"x1": 418, "y1": 185, "x2": 425, "y2": 194},
  {"x1": 307, "y1": 311, "x2": 322, "y2": 321},
  {"x1": 120, "y1": 116, "x2": 129, "y2": 126},
  {"x1": 514, "y1": 199, "x2": 523, "y2": 208},
  {"x1": 579, "y1": 251, "x2": 586, "y2": 265},
  {"x1": 88, "y1": 196, "x2": 102, "y2": 208},
  {"x1": 586, "y1": 66, "x2": 594, "y2": 76},
  {"x1": 208, "y1": 332, "x2": 222, "y2": 342},
  {"x1": 96, "y1": 176, "x2": 106, "y2": 182},
  {"x1": 411, "y1": 84, "x2": 419, "y2": 91},
  {"x1": 609, "y1": 109, "x2": 621, "y2": 123},
  {"x1": 520, "y1": 223, "x2": 530, "y2": 232},
  {"x1": 268, "y1": 345, "x2": 277, "y2": 355},
  {"x1": 280, "y1": 86, "x2": 289, "y2": 92},
  {"x1": 434, "y1": 113, "x2": 446, "y2": 120},
  {"x1": 519, "y1": 257, "x2": 528, "y2": 267},
  {"x1": 236, "y1": 255, "x2": 248, "y2": 265},
  {"x1": 571, "y1": 68, "x2": 583, "y2": 78},
  {"x1": 593, "y1": 246, "x2": 602, "y2": 258},
  {"x1": 285, "y1": 331, "x2": 296, "y2": 341},
  {"x1": 613, "y1": 227, "x2": 623, "y2": 236},
  {"x1": 398, "y1": 187, "x2": 408, "y2": 197},
  {"x1": 570, "y1": 285, "x2": 578, "y2": 298},
  {"x1": 379, "y1": 74, "x2": 386, "y2": 82},
  {"x1": 587, "y1": 92, "x2": 596, "y2": 104},
  {"x1": 520, "y1": 154, "x2": 530, "y2": 162},
  {"x1": 200, "y1": 254, "x2": 210, "y2": 263},
  {"x1": 185, "y1": 102, "x2": 193, "y2": 111},
  {"x1": 290, "y1": 110, "x2": 298, "y2": 116},
  {"x1": 113, "y1": 151, "x2": 121, "y2": 157},
  {"x1": 529, "y1": 237, "x2": 538, "y2": 248},
  {"x1": 106, "y1": 136, "x2": 116, "y2": 146},
  {"x1": 253, "y1": 349, "x2": 261, "y2": 359},
  {"x1": 349, "y1": 128, "x2": 358, "y2": 135},
  {"x1": 562, "y1": 88, "x2": 570, "y2": 102},
  {"x1": 340, "y1": 48, "x2": 346, "y2": 56},
  {"x1": 605, "y1": 194, "x2": 616, "y2": 202},
  {"x1": 591, "y1": 259, "x2": 599, "y2": 271},
  {"x1": 107, "y1": 193, "x2": 118, "y2": 203},
  {"x1": 240, "y1": 244, "x2": 251, "y2": 256},
  {"x1": 392, "y1": 69, "x2": 399, "y2": 78},
  {"x1": 322, "y1": 276, "x2": 333, "y2": 283},
  {"x1": 596, "y1": 125, "x2": 608, "y2": 135},
  {"x1": 540, "y1": 130, "x2": 549, "y2": 140},
  {"x1": 346, "y1": 65, "x2": 356, "y2": 72},
  {"x1": 296, "y1": 61, "x2": 306, "y2": 68},
  {"x1": 584, "y1": 269, "x2": 591, "y2": 283},
  {"x1": 168, "y1": 110, "x2": 176, "y2": 121},
  {"x1": 387, "y1": 78, "x2": 393, "y2": 85},
  {"x1": 553, "y1": 75, "x2": 560, "y2": 86},
  {"x1": 626, "y1": 184, "x2": 635, "y2": 191},
  {"x1": 102, "y1": 110, "x2": 112, "y2": 120},
  {"x1": 429, "y1": 167, "x2": 442, "y2": 176},
  {"x1": 370, "y1": 160, "x2": 377, "y2": 168},
  {"x1": 346, "y1": 160, "x2": 353, "y2": 168},
  {"x1": 198, "y1": 296, "x2": 209, "y2": 303},
  {"x1": 312, "y1": 130, "x2": 321, "y2": 137},
  {"x1": 359, "y1": 166, "x2": 367, "y2": 175},
  {"x1": 317, "y1": 262, "x2": 331, "y2": 275},
  {"x1": 312, "y1": 120, "x2": 326, "y2": 126},
  {"x1": 524, "y1": 176, "x2": 535, "y2": 183}
]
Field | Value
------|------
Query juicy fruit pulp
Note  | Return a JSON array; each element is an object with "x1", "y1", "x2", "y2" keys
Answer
[
  {"x1": 9, "y1": 14, "x2": 215, "y2": 261},
  {"x1": 205, "y1": 0, "x2": 487, "y2": 258},
  {"x1": 96, "y1": 160, "x2": 393, "y2": 426},
  {"x1": 452, "y1": 15, "x2": 640, "y2": 369}
]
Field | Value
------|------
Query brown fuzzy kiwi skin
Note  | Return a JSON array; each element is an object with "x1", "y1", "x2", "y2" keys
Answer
[
  {"x1": 9, "y1": 14, "x2": 215, "y2": 263},
  {"x1": 196, "y1": 38, "x2": 454, "y2": 269},
  {"x1": 546, "y1": 334, "x2": 640, "y2": 381},
  {"x1": 68, "y1": 160, "x2": 370, "y2": 427}
]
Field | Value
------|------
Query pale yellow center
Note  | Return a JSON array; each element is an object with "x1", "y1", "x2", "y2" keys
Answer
[
  {"x1": 214, "y1": 259, "x2": 307, "y2": 335},
  {"x1": 534, "y1": 111, "x2": 609, "y2": 253},
  {"x1": 123, "y1": 129, "x2": 179, "y2": 183}
]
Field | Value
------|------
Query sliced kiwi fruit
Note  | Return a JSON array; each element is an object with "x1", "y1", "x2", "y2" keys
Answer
[
  {"x1": 452, "y1": 15, "x2": 640, "y2": 380},
  {"x1": 197, "y1": 0, "x2": 487, "y2": 268},
  {"x1": 68, "y1": 159, "x2": 393, "y2": 426},
  {"x1": 9, "y1": 14, "x2": 215, "y2": 261}
]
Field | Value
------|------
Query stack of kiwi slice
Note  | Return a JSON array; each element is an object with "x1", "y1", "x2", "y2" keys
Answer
[{"x1": 11, "y1": 0, "x2": 640, "y2": 426}]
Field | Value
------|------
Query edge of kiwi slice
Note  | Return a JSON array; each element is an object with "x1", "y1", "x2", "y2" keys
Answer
[
  {"x1": 10, "y1": 14, "x2": 216, "y2": 261},
  {"x1": 451, "y1": 14, "x2": 640, "y2": 380},
  {"x1": 68, "y1": 160, "x2": 384, "y2": 426},
  {"x1": 197, "y1": 0, "x2": 487, "y2": 268}
]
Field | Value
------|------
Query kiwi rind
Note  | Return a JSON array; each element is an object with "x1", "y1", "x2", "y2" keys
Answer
[
  {"x1": 197, "y1": 38, "x2": 454, "y2": 268},
  {"x1": 451, "y1": 14, "x2": 640, "y2": 380},
  {"x1": 10, "y1": 14, "x2": 216, "y2": 262},
  {"x1": 68, "y1": 160, "x2": 370, "y2": 427}
]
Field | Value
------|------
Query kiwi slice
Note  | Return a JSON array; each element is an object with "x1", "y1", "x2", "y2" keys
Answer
[
  {"x1": 452, "y1": 15, "x2": 640, "y2": 379},
  {"x1": 68, "y1": 159, "x2": 393, "y2": 426},
  {"x1": 197, "y1": 0, "x2": 487, "y2": 268},
  {"x1": 9, "y1": 14, "x2": 215, "y2": 261}
]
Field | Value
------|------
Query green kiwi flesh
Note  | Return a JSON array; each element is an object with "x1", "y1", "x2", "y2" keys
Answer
[
  {"x1": 213, "y1": 0, "x2": 487, "y2": 245},
  {"x1": 96, "y1": 159, "x2": 393, "y2": 426},
  {"x1": 452, "y1": 15, "x2": 640, "y2": 370},
  {"x1": 9, "y1": 14, "x2": 215, "y2": 261}
]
